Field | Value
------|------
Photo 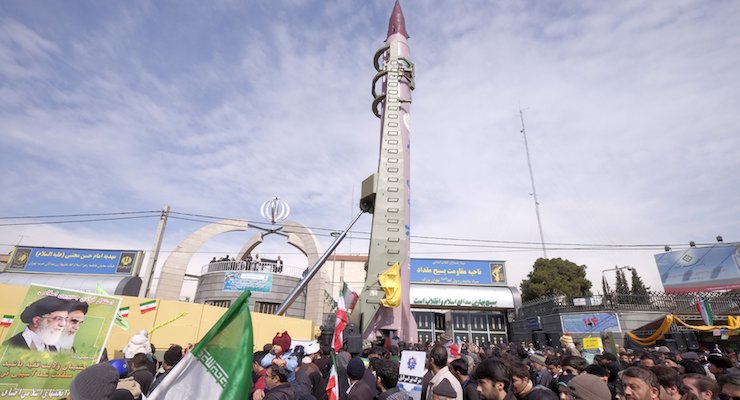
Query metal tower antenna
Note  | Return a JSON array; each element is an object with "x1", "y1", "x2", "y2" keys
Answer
[{"x1": 519, "y1": 109, "x2": 548, "y2": 258}]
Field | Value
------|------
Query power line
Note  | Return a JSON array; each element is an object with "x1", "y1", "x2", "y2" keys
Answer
[
  {"x1": 0, "y1": 215, "x2": 159, "y2": 227},
  {"x1": 0, "y1": 210, "x2": 727, "y2": 251},
  {"x1": 0, "y1": 211, "x2": 159, "y2": 220}
]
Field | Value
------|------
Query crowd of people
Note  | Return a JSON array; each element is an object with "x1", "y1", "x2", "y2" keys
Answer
[
  {"x1": 63, "y1": 329, "x2": 740, "y2": 400},
  {"x1": 66, "y1": 329, "x2": 188, "y2": 400},
  {"x1": 208, "y1": 253, "x2": 286, "y2": 273}
]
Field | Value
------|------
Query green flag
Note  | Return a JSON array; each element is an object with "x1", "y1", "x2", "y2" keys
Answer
[{"x1": 148, "y1": 290, "x2": 254, "y2": 400}]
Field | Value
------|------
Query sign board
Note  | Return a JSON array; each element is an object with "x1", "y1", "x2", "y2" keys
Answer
[
  {"x1": 0, "y1": 284, "x2": 120, "y2": 399},
  {"x1": 654, "y1": 243, "x2": 740, "y2": 292},
  {"x1": 410, "y1": 285, "x2": 515, "y2": 309},
  {"x1": 6, "y1": 246, "x2": 143, "y2": 276},
  {"x1": 560, "y1": 313, "x2": 621, "y2": 333},
  {"x1": 398, "y1": 350, "x2": 426, "y2": 400},
  {"x1": 582, "y1": 337, "x2": 604, "y2": 352},
  {"x1": 581, "y1": 337, "x2": 604, "y2": 364},
  {"x1": 410, "y1": 258, "x2": 507, "y2": 286},
  {"x1": 527, "y1": 317, "x2": 542, "y2": 331},
  {"x1": 223, "y1": 272, "x2": 273, "y2": 292}
]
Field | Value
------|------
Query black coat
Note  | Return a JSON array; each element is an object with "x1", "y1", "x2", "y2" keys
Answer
[
  {"x1": 5, "y1": 332, "x2": 30, "y2": 349},
  {"x1": 348, "y1": 380, "x2": 376, "y2": 400},
  {"x1": 4, "y1": 331, "x2": 58, "y2": 351},
  {"x1": 266, "y1": 383, "x2": 296, "y2": 400}
]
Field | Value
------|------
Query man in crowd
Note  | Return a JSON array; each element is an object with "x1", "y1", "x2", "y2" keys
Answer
[
  {"x1": 375, "y1": 359, "x2": 409, "y2": 400},
  {"x1": 682, "y1": 374, "x2": 719, "y2": 400},
  {"x1": 718, "y1": 373, "x2": 740, "y2": 400},
  {"x1": 450, "y1": 358, "x2": 479, "y2": 400},
  {"x1": 472, "y1": 358, "x2": 513, "y2": 400},
  {"x1": 58, "y1": 300, "x2": 88, "y2": 352},
  {"x1": 69, "y1": 362, "x2": 121, "y2": 400},
  {"x1": 527, "y1": 353, "x2": 553, "y2": 389},
  {"x1": 253, "y1": 351, "x2": 269, "y2": 400},
  {"x1": 566, "y1": 373, "x2": 611, "y2": 400},
  {"x1": 560, "y1": 356, "x2": 588, "y2": 377},
  {"x1": 5, "y1": 295, "x2": 69, "y2": 351},
  {"x1": 621, "y1": 366, "x2": 660, "y2": 400},
  {"x1": 544, "y1": 356, "x2": 562, "y2": 391},
  {"x1": 265, "y1": 365, "x2": 295, "y2": 400},
  {"x1": 708, "y1": 355, "x2": 734, "y2": 379},
  {"x1": 148, "y1": 345, "x2": 183, "y2": 395},
  {"x1": 651, "y1": 365, "x2": 683, "y2": 400},
  {"x1": 128, "y1": 353, "x2": 155, "y2": 395},
  {"x1": 346, "y1": 357, "x2": 375, "y2": 400},
  {"x1": 507, "y1": 361, "x2": 557, "y2": 400},
  {"x1": 427, "y1": 344, "x2": 463, "y2": 400}
]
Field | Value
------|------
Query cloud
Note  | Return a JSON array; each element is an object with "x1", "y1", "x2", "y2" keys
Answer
[{"x1": 1, "y1": 0, "x2": 739, "y2": 299}]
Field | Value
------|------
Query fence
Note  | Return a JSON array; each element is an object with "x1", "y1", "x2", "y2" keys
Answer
[
  {"x1": 517, "y1": 291, "x2": 740, "y2": 319},
  {"x1": 200, "y1": 260, "x2": 306, "y2": 279}
]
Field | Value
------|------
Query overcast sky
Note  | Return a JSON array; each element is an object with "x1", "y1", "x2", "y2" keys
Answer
[{"x1": 2, "y1": 0, "x2": 739, "y2": 299}]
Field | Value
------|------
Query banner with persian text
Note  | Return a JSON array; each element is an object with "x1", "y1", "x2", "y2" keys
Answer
[
  {"x1": 223, "y1": 272, "x2": 273, "y2": 292},
  {"x1": 0, "y1": 284, "x2": 120, "y2": 399},
  {"x1": 5, "y1": 246, "x2": 143, "y2": 276},
  {"x1": 410, "y1": 258, "x2": 507, "y2": 286}
]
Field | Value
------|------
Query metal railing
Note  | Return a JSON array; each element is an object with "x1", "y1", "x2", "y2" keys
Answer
[
  {"x1": 517, "y1": 291, "x2": 740, "y2": 319},
  {"x1": 200, "y1": 260, "x2": 306, "y2": 279}
]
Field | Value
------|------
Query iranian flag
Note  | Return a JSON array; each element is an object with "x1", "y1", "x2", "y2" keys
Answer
[
  {"x1": 332, "y1": 293, "x2": 348, "y2": 353},
  {"x1": 695, "y1": 298, "x2": 714, "y2": 326},
  {"x1": 148, "y1": 290, "x2": 253, "y2": 400},
  {"x1": 1, "y1": 315, "x2": 14, "y2": 327},
  {"x1": 119, "y1": 306, "x2": 130, "y2": 317},
  {"x1": 140, "y1": 300, "x2": 157, "y2": 314},
  {"x1": 341, "y1": 282, "x2": 358, "y2": 313},
  {"x1": 326, "y1": 355, "x2": 339, "y2": 400}
]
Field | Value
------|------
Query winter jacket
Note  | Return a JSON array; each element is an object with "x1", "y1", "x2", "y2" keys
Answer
[
  {"x1": 123, "y1": 333, "x2": 152, "y2": 359},
  {"x1": 266, "y1": 383, "x2": 296, "y2": 400}
]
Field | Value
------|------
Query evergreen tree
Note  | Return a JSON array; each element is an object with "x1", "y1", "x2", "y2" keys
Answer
[
  {"x1": 630, "y1": 268, "x2": 650, "y2": 296},
  {"x1": 615, "y1": 268, "x2": 630, "y2": 295},
  {"x1": 520, "y1": 258, "x2": 593, "y2": 302}
]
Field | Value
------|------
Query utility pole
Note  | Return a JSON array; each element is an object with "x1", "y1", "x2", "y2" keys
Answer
[
  {"x1": 140, "y1": 205, "x2": 170, "y2": 297},
  {"x1": 519, "y1": 109, "x2": 547, "y2": 258}
]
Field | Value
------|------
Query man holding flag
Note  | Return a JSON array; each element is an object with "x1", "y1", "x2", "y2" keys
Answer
[{"x1": 147, "y1": 290, "x2": 253, "y2": 400}]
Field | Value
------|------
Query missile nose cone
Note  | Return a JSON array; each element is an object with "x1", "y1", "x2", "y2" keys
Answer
[{"x1": 387, "y1": 0, "x2": 409, "y2": 40}]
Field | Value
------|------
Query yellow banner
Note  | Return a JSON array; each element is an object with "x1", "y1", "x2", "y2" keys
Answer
[{"x1": 379, "y1": 262, "x2": 401, "y2": 307}]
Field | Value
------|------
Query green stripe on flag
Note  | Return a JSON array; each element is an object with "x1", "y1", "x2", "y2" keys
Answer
[{"x1": 191, "y1": 290, "x2": 253, "y2": 398}]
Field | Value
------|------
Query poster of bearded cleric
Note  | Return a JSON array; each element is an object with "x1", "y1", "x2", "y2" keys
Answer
[{"x1": 0, "y1": 284, "x2": 120, "y2": 398}]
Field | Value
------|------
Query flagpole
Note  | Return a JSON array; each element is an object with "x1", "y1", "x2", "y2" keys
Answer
[{"x1": 276, "y1": 210, "x2": 364, "y2": 316}]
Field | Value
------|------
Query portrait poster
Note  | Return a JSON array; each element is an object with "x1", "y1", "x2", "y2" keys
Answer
[{"x1": 0, "y1": 284, "x2": 120, "y2": 399}]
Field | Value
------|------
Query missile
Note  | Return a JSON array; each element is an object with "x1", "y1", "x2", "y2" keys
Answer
[{"x1": 357, "y1": 0, "x2": 418, "y2": 343}]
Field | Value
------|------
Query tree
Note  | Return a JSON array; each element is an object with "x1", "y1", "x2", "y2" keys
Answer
[
  {"x1": 615, "y1": 268, "x2": 630, "y2": 296},
  {"x1": 601, "y1": 276, "x2": 611, "y2": 295},
  {"x1": 630, "y1": 268, "x2": 650, "y2": 296},
  {"x1": 520, "y1": 258, "x2": 593, "y2": 302}
]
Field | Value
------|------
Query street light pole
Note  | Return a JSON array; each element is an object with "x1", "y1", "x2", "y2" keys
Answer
[
  {"x1": 330, "y1": 231, "x2": 341, "y2": 297},
  {"x1": 601, "y1": 266, "x2": 633, "y2": 285},
  {"x1": 601, "y1": 266, "x2": 633, "y2": 305}
]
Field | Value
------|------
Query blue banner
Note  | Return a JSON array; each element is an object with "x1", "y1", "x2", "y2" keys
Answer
[
  {"x1": 223, "y1": 271, "x2": 273, "y2": 292},
  {"x1": 560, "y1": 313, "x2": 621, "y2": 333},
  {"x1": 6, "y1": 246, "x2": 142, "y2": 276},
  {"x1": 410, "y1": 258, "x2": 507, "y2": 286},
  {"x1": 654, "y1": 243, "x2": 740, "y2": 292}
]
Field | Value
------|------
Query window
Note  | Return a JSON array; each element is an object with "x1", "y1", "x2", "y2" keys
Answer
[
  {"x1": 205, "y1": 300, "x2": 231, "y2": 308},
  {"x1": 255, "y1": 302, "x2": 279, "y2": 314}
]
